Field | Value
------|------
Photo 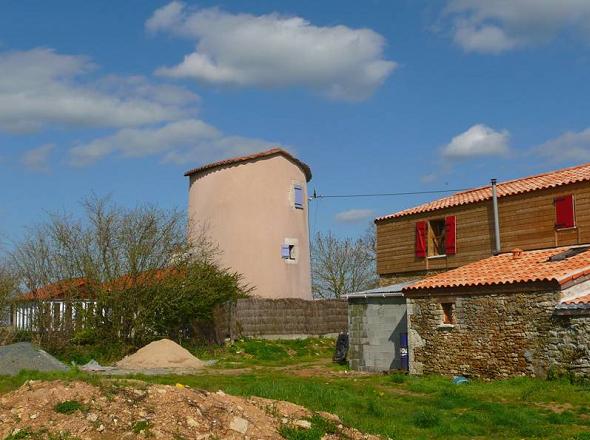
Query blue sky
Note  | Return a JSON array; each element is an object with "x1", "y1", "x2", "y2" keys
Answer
[{"x1": 1, "y1": 0, "x2": 590, "y2": 244}]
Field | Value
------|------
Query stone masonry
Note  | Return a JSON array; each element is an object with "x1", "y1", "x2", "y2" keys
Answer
[
  {"x1": 348, "y1": 296, "x2": 407, "y2": 372},
  {"x1": 408, "y1": 289, "x2": 562, "y2": 378},
  {"x1": 546, "y1": 314, "x2": 590, "y2": 377}
]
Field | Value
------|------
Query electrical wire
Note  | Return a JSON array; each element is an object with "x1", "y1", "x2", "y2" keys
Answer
[{"x1": 310, "y1": 188, "x2": 470, "y2": 199}]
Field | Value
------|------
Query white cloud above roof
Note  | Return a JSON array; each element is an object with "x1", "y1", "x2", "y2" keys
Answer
[
  {"x1": 535, "y1": 128, "x2": 590, "y2": 163},
  {"x1": 147, "y1": 2, "x2": 396, "y2": 101},
  {"x1": 68, "y1": 119, "x2": 275, "y2": 166},
  {"x1": 445, "y1": 0, "x2": 590, "y2": 53},
  {"x1": 0, "y1": 48, "x2": 198, "y2": 133},
  {"x1": 442, "y1": 124, "x2": 510, "y2": 159}
]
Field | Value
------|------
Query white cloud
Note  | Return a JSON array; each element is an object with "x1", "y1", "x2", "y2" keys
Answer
[
  {"x1": 335, "y1": 209, "x2": 375, "y2": 224},
  {"x1": 535, "y1": 128, "x2": 590, "y2": 162},
  {"x1": 442, "y1": 124, "x2": 510, "y2": 159},
  {"x1": 21, "y1": 144, "x2": 54, "y2": 172},
  {"x1": 445, "y1": 0, "x2": 590, "y2": 53},
  {"x1": 147, "y1": 2, "x2": 396, "y2": 100},
  {"x1": 69, "y1": 119, "x2": 275, "y2": 166},
  {"x1": 0, "y1": 48, "x2": 198, "y2": 132}
]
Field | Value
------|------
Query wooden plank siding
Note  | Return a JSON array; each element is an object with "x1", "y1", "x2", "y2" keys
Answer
[{"x1": 377, "y1": 180, "x2": 590, "y2": 276}]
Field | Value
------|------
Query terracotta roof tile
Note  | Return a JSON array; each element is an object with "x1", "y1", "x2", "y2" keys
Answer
[
  {"x1": 404, "y1": 246, "x2": 590, "y2": 292},
  {"x1": 184, "y1": 147, "x2": 312, "y2": 181},
  {"x1": 18, "y1": 269, "x2": 178, "y2": 302},
  {"x1": 562, "y1": 293, "x2": 590, "y2": 305},
  {"x1": 20, "y1": 278, "x2": 93, "y2": 301},
  {"x1": 377, "y1": 162, "x2": 590, "y2": 221}
]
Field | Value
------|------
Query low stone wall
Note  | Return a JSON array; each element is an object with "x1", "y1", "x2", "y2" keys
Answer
[
  {"x1": 348, "y1": 297, "x2": 407, "y2": 372},
  {"x1": 215, "y1": 298, "x2": 348, "y2": 341},
  {"x1": 408, "y1": 289, "x2": 560, "y2": 378}
]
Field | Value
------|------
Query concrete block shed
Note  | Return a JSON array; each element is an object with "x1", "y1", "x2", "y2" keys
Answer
[{"x1": 346, "y1": 282, "x2": 410, "y2": 372}]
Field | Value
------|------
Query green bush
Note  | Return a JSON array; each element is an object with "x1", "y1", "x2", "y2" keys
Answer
[{"x1": 89, "y1": 261, "x2": 246, "y2": 348}]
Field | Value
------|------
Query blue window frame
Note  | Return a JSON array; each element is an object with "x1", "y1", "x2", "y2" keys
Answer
[{"x1": 294, "y1": 185, "x2": 304, "y2": 209}]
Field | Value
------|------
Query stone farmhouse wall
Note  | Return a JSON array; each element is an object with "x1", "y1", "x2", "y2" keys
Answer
[
  {"x1": 406, "y1": 289, "x2": 588, "y2": 379},
  {"x1": 214, "y1": 298, "x2": 348, "y2": 341},
  {"x1": 546, "y1": 314, "x2": 590, "y2": 378}
]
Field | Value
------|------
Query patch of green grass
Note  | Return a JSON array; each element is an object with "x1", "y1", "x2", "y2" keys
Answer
[
  {"x1": 132, "y1": 420, "x2": 150, "y2": 434},
  {"x1": 191, "y1": 337, "x2": 335, "y2": 368},
  {"x1": 2, "y1": 428, "x2": 80, "y2": 440},
  {"x1": 278, "y1": 415, "x2": 337, "y2": 440},
  {"x1": 4, "y1": 428, "x2": 33, "y2": 439},
  {"x1": 413, "y1": 409, "x2": 440, "y2": 429},
  {"x1": 54, "y1": 400, "x2": 85, "y2": 415}
]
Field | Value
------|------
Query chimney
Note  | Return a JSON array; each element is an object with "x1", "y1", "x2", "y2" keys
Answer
[
  {"x1": 491, "y1": 178, "x2": 501, "y2": 254},
  {"x1": 512, "y1": 248, "x2": 523, "y2": 259}
]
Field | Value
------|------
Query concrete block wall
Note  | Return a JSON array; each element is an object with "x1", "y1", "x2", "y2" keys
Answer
[{"x1": 348, "y1": 296, "x2": 407, "y2": 372}]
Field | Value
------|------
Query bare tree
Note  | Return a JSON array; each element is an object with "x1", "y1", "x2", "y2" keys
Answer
[
  {"x1": 0, "y1": 262, "x2": 17, "y2": 325},
  {"x1": 311, "y1": 225, "x2": 378, "y2": 298},
  {"x1": 7, "y1": 195, "x2": 238, "y2": 346},
  {"x1": 10, "y1": 195, "x2": 216, "y2": 292}
]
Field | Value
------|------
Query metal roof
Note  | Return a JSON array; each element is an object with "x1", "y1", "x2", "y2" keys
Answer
[{"x1": 345, "y1": 281, "x2": 414, "y2": 299}]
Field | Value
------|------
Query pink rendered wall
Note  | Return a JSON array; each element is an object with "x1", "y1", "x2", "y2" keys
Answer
[{"x1": 188, "y1": 155, "x2": 312, "y2": 299}]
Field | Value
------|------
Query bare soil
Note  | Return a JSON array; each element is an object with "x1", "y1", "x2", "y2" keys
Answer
[{"x1": 0, "y1": 380, "x2": 381, "y2": 439}]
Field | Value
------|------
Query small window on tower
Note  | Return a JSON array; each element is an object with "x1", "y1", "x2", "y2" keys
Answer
[
  {"x1": 294, "y1": 185, "x2": 304, "y2": 209},
  {"x1": 281, "y1": 239, "x2": 298, "y2": 263}
]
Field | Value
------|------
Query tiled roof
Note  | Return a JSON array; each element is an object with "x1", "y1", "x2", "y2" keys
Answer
[
  {"x1": 19, "y1": 278, "x2": 93, "y2": 301},
  {"x1": 377, "y1": 162, "x2": 590, "y2": 221},
  {"x1": 184, "y1": 147, "x2": 312, "y2": 181},
  {"x1": 404, "y1": 246, "x2": 590, "y2": 292},
  {"x1": 562, "y1": 293, "x2": 590, "y2": 305},
  {"x1": 18, "y1": 269, "x2": 178, "y2": 302}
]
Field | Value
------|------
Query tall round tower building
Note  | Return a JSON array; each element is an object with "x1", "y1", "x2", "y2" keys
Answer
[{"x1": 185, "y1": 148, "x2": 312, "y2": 299}]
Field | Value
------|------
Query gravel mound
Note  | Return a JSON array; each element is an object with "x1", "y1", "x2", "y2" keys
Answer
[
  {"x1": 115, "y1": 339, "x2": 205, "y2": 370},
  {"x1": 0, "y1": 342, "x2": 68, "y2": 376},
  {"x1": 0, "y1": 380, "x2": 380, "y2": 439}
]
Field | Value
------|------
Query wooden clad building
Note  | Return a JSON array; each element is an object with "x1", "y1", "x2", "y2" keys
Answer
[{"x1": 376, "y1": 163, "x2": 590, "y2": 283}]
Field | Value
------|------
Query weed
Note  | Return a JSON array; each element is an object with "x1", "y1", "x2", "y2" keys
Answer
[
  {"x1": 413, "y1": 410, "x2": 440, "y2": 429},
  {"x1": 132, "y1": 420, "x2": 150, "y2": 434},
  {"x1": 54, "y1": 400, "x2": 85, "y2": 415}
]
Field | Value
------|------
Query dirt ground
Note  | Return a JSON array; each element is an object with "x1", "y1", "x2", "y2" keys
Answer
[{"x1": 0, "y1": 380, "x2": 381, "y2": 439}]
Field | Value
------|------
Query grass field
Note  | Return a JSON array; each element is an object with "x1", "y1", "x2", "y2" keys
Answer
[{"x1": 2, "y1": 338, "x2": 590, "y2": 439}]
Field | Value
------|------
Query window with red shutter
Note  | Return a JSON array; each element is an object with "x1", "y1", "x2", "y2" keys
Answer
[
  {"x1": 445, "y1": 216, "x2": 457, "y2": 255},
  {"x1": 555, "y1": 195, "x2": 575, "y2": 229},
  {"x1": 415, "y1": 221, "x2": 427, "y2": 258}
]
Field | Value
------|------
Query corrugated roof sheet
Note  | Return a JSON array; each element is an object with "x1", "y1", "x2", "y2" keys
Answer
[
  {"x1": 346, "y1": 281, "x2": 413, "y2": 298},
  {"x1": 377, "y1": 162, "x2": 590, "y2": 221},
  {"x1": 404, "y1": 246, "x2": 590, "y2": 292},
  {"x1": 184, "y1": 147, "x2": 312, "y2": 181}
]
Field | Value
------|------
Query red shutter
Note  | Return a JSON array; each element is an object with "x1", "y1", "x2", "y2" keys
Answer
[
  {"x1": 415, "y1": 221, "x2": 427, "y2": 258},
  {"x1": 445, "y1": 216, "x2": 457, "y2": 255},
  {"x1": 555, "y1": 195, "x2": 575, "y2": 229}
]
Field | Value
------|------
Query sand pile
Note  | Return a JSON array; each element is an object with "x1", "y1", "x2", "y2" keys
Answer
[{"x1": 115, "y1": 339, "x2": 205, "y2": 370}]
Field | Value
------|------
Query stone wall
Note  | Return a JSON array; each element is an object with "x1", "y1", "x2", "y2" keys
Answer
[
  {"x1": 348, "y1": 296, "x2": 407, "y2": 372},
  {"x1": 546, "y1": 313, "x2": 590, "y2": 377},
  {"x1": 408, "y1": 289, "x2": 560, "y2": 378},
  {"x1": 216, "y1": 298, "x2": 348, "y2": 341}
]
